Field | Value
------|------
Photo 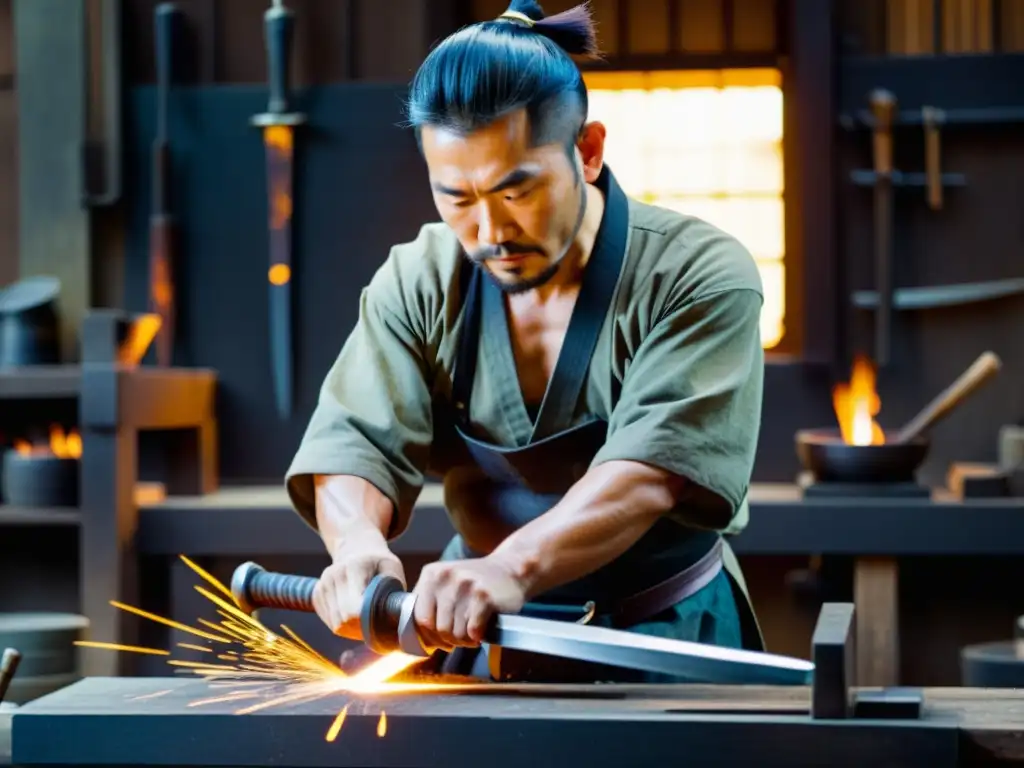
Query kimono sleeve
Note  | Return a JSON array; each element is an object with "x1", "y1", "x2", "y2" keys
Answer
[
  {"x1": 591, "y1": 287, "x2": 764, "y2": 530},
  {"x1": 285, "y1": 252, "x2": 436, "y2": 538}
]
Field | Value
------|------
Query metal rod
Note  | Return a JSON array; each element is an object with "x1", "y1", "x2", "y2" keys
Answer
[{"x1": 869, "y1": 89, "x2": 897, "y2": 367}]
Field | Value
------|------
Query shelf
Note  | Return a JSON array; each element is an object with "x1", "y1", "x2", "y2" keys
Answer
[
  {"x1": 0, "y1": 366, "x2": 216, "y2": 421},
  {"x1": 137, "y1": 483, "x2": 1024, "y2": 558},
  {"x1": 852, "y1": 278, "x2": 1024, "y2": 310},
  {"x1": 138, "y1": 485, "x2": 450, "y2": 556},
  {"x1": 0, "y1": 505, "x2": 81, "y2": 526},
  {"x1": 0, "y1": 366, "x2": 81, "y2": 399},
  {"x1": 840, "y1": 53, "x2": 1024, "y2": 120}
]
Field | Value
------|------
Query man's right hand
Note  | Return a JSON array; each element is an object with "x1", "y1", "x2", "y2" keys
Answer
[{"x1": 312, "y1": 536, "x2": 406, "y2": 640}]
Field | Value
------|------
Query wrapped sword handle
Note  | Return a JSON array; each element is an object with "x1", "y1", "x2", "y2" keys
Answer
[
  {"x1": 231, "y1": 561, "x2": 316, "y2": 614},
  {"x1": 230, "y1": 563, "x2": 598, "y2": 657}
]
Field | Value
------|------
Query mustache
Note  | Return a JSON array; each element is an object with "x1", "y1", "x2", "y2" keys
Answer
[{"x1": 468, "y1": 242, "x2": 545, "y2": 262}]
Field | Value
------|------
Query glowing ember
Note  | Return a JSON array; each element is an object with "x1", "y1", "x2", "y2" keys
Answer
[
  {"x1": 75, "y1": 555, "x2": 477, "y2": 743},
  {"x1": 14, "y1": 425, "x2": 82, "y2": 459},
  {"x1": 832, "y1": 356, "x2": 885, "y2": 446}
]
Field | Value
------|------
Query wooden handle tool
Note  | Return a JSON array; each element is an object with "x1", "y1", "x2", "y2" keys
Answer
[
  {"x1": 922, "y1": 106, "x2": 944, "y2": 210},
  {"x1": 0, "y1": 648, "x2": 21, "y2": 705},
  {"x1": 893, "y1": 351, "x2": 1002, "y2": 444}
]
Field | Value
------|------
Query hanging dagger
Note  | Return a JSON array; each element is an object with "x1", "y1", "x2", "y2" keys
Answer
[
  {"x1": 252, "y1": 0, "x2": 305, "y2": 419},
  {"x1": 149, "y1": 3, "x2": 180, "y2": 367}
]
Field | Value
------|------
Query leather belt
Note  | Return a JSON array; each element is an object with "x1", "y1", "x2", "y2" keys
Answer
[
  {"x1": 605, "y1": 537, "x2": 724, "y2": 628},
  {"x1": 455, "y1": 534, "x2": 725, "y2": 630}
]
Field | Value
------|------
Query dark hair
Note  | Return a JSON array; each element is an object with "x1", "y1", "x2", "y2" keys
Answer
[{"x1": 405, "y1": 1, "x2": 599, "y2": 151}]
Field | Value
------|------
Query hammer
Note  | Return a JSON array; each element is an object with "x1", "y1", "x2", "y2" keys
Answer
[
  {"x1": 231, "y1": 562, "x2": 428, "y2": 656},
  {"x1": 0, "y1": 648, "x2": 22, "y2": 705}
]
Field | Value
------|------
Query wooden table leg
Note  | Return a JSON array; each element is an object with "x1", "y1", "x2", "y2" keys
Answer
[{"x1": 853, "y1": 556, "x2": 899, "y2": 686}]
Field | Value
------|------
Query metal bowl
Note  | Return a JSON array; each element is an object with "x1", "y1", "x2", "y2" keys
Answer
[{"x1": 795, "y1": 428, "x2": 930, "y2": 484}]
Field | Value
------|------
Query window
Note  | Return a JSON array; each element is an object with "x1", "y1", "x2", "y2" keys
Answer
[{"x1": 584, "y1": 68, "x2": 786, "y2": 349}]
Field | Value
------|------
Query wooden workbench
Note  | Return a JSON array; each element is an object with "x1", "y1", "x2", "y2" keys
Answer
[{"x1": 6, "y1": 678, "x2": 1024, "y2": 766}]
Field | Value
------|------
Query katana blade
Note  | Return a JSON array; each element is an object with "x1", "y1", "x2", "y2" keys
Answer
[
  {"x1": 264, "y1": 126, "x2": 295, "y2": 418},
  {"x1": 252, "y1": 0, "x2": 305, "y2": 420},
  {"x1": 486, "y1": 613, "x2": 815, "y2": 686},
  {"x1": 231, "y1": 565, "x2": 817, "y2": 687}
]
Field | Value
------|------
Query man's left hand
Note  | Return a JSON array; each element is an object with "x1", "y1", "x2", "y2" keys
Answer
[{"x1": 412, "y1": 556, "x2": 527, "y2": 650}]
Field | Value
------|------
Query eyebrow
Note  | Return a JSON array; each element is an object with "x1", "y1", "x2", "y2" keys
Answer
[{"x1": 432, "y1": 167, "x2": 538, "y2": 197}]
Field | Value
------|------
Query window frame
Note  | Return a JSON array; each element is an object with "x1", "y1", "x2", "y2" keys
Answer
[{"x1": 582, "y1": 66, "x2": 794, "y2": 355}]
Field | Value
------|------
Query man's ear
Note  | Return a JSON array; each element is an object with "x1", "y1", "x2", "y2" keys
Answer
[{"x1": 577, "y1": 121, "x2": 607, "y2": 183}]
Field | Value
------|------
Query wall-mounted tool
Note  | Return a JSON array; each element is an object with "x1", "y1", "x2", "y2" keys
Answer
[
  {"x1": 852, "y1": 277, "x2": 1024, "y2": 310},
  {"x1": 849, "y1": 90, "x2": 972, "y2": 357},
  {"x1": 149, "y1": 3, "x2": 180, "y2": 367},
  {"x1": 83, "y1": 0, "x2": 123, "y2": 207},
  {"x1": 870, "y1": 89, "x2": 896, "y2": 367},
  {"x1": 922, "y1": 106, "x2": 944, "y2": 210},
  {"x1": 252, "y1": 0, "x2": 306, "y2": 420}
]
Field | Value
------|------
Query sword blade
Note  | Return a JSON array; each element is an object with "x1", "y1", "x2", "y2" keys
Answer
[
  {"x1": 485, "y1": 614, "x2": 814, "y2": 686},
  {"x1": 264, "y1": 124, "x2": 295, "y2": 419}
]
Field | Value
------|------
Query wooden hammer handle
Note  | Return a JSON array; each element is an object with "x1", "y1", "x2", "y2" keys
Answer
[
  {"x1": 0, "y1": 648, "x2": 21, "y2": 705},
  {"x1": 895, "y1": 352, "x2": 1002, "y2": 444},
  {"x1": 922, "y1": 106, "x2": 944, "y2": 210},
  {"x1": 870, "y1": 89, "x2": 897, "y2": 175}
]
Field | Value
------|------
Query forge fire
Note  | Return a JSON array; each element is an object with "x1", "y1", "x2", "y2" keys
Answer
[
  {"x1": 12, "y1": 426, "x2": 82, "y2": 460},
  {"x1": 832, "y1": 356, "x2": 885, "y2": 446}
]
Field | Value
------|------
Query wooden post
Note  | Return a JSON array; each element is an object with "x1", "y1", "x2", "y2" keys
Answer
[{"x1": 853, "y1": 556, "x2": 900, "y2": 686}]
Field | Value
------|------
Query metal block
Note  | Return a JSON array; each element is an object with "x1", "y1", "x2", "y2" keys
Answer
[{"x1": 811, "y1": 602, "x2": 855, "y2": 719}]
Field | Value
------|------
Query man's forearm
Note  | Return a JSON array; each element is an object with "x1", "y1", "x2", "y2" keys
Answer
[
  {"x1": 313, "y1": 475, "x2": 395, "y2": 559},
  {"x1": 488, "y1": 460, "x2": 687, "y2": 600}
]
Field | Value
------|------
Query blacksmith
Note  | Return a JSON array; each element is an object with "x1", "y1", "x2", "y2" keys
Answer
[{"x1": 286, "y1": 0, "x2": 766, "y2": 681}]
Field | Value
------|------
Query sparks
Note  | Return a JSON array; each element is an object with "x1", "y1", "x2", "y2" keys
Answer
[{"x1": 75, "y1": 555, "x2": 478, "y2": 744}]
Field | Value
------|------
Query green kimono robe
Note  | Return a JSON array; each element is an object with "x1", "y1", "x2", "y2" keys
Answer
[{"x1": 286, "y1": 182, "x2": 765, "y2": 663}]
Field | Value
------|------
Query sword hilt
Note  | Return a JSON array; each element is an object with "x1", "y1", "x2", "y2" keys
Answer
[
  {"x1": 228, "y1": 563, "x2": 599, "y2": 659},
  {"x1": 228, "y1": 563, "x2": 423, "y2": 656},
  {"x1": 264, "y1": 1, "x2": 295, "y2": 115},
  {"x1": 231, "y1": 561, "x2": 317, "y2": 614}
]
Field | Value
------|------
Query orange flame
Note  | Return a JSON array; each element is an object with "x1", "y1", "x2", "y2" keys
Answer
[
  {"x1": 13, "y1": 425, "x2": 82, "y2": 459},
  {"x1": 832, "y1": 356, "x2": 885, "y2": 446}
]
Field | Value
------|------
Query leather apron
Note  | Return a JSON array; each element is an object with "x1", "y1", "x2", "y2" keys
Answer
[{"x1": 433, "y1": 168, "x2": 763, "y2": 682}]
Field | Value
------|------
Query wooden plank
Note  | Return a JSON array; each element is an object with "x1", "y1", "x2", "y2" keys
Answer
[
  {"x1": 853, "y1": 557, "x2": 899, "y2": 686},
  {"x1": 118, "y1": 368, "x2": 217, "y2": 430}
]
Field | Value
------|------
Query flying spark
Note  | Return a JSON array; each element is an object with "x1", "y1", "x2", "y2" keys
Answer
[{"x1": 75, "y1": 554, "x2": 479, "y2": 742}]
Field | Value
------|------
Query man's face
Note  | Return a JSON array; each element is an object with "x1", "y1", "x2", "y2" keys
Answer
[{"x1": 421, "y1": 110, "x2": 603, "y2": 292}]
